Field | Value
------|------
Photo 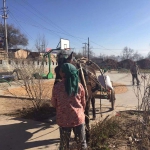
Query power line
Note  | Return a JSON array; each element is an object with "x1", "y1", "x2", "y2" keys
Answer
[
  {"x1": 12, "y1": 0, "x2": 106, "y2": 50},
  {"x1": 91, "y1": 48, "x2": 150, "y2": 51},
  {"x1": 22, "y1": 0, "x2": 69, "y2": 34},
  {"x1": 9, "y1": 6, "x2": 83, "y2": 49},
  {"x1": 11, "y1": 0, "x2": 118, "y2": 53},
  {"x1": 21, "y1": 0, "x2": 85, "y2": 42},
  {"x1": 90, "y1": 40, "x2": 108, "y2": 49},
  {"x1": 10, "y1": 1, "x2": 61, "y2": 38},
  {"x1": 9, "y1": 11, "x2": 34, "y2": 41},
  {"x1": 14, "y1": 0, "x2": 88, "y2": 44},
  {"x1": 88, "y1": 40, "x2": 118, "y2": 54}
]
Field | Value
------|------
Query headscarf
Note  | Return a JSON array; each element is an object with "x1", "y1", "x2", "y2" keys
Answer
[{"x1": 61, "y1": 63, "x2": 78, "y2": 96}]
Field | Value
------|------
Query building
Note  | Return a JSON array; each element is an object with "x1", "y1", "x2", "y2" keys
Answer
[
  {"x1": 8, "y1": 49, "x2": 30, "y2": 59},
  {"x1": 0, "y1": 49, "x2": 7, "y2": 59},
  {"x1": 27, "y1": 52, "x2": 42, "y2": 60}
]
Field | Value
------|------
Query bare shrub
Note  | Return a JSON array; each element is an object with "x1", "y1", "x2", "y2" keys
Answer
[
  {"x1": 9, "y1": 58, "x2": 52, "y2": 111},
  {"x1": 90, "y1": 116, "x2": 122, "y2": 149}
]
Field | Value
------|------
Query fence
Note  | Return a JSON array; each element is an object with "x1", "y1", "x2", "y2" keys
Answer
[{"x1": 0, "y1": 59, "x2": 57, "y2": 74}]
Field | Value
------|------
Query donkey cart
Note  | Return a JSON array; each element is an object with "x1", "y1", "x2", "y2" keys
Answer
[{"x1": 83, "y1": 61, "x2": 116, "y2": 112}]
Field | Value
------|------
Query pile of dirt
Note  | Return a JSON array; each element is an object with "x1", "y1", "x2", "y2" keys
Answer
[{"x1": 113, "y1": 83, "x2": 128, "y2": 94}]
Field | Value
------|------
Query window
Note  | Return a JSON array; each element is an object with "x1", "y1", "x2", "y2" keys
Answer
[
  {"x1": 22, "y1": 61, "x2": 24, "y2": 65},
  {"x1": 0, "y1": 60, "x2": 2, "y2": 64},
  {"x1": 46, "y1": 62, "x2": 47, "y2": 65},
  {"x1": 8, "y1": 60, "x2": 11, "y2": 64}
]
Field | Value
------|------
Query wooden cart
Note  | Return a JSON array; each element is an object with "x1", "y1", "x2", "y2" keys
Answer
[
  {"x1": 94, "y1": 85, "x2": 115, "y2": 110},
  {"x1": 80, "y1": 60, "x2": 116, "y2": 110}
]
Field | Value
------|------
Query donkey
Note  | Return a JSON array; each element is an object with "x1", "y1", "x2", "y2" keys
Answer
[{"x1": 54, "y1": 50, "x2": 100, "y2": 141}]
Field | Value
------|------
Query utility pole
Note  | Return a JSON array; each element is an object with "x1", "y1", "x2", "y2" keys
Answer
[
  {"x1": 82, "y1": 46, "x2": 85, "y2": 56},
  {"x1": 88, "y1": 37, "x2": 89, "y2": 60},
  {"x1": 2, "y1": 0, "x2": 8, "y2": 57},
  {"x1": 83, "y1": 42, "x2": 87, "y2": 57},
  {"x1": 83, "y1": 38, "x2": 90, "y2": 60}
]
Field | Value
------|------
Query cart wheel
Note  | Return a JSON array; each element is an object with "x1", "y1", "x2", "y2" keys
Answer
[
  {"x1": 111, "y1": 98, "x2": 115, "y2": 110},
  {"x1": 110, "y1": 90, "x2": 115, "y2": 110}
]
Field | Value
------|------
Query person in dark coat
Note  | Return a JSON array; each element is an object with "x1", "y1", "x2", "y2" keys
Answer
[
  {"x1": 54, "y1": 51, "x2": 73, "y2": 85},
  {"x1": 130, "y1": 62, "x2": 140, "y2": 85}
]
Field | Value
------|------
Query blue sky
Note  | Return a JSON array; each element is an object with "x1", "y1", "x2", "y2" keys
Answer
[{"x1": 1, "y1": 0, "x2": 150, "y2": 57}]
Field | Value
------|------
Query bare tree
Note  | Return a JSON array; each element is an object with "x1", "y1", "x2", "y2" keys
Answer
[
  {"x1": 89, "y1": 48, "x2": 95, "y2": 58},
  {"x1": 74, "y1": 51, "x2": 83, "y2": 59},
  {"x1": 147, "y1": 52, "x2": 150, "y2": 59},
  {"x1": 35, "y1": 35, "x2": 48, "y2": 52},
  {"x1": 132, "y1": 51, "x2": 144, "y2": 61},
  {"x1": 0, "y1": 23, "x2": 28, "y2": 48},
  {"x1": 11, "y1": 58, "x2": 51, "y2": 111},
  {"x1": 82, "y1": 45, "x2": 94, "y2": 59},
  {"x1": 107, "y1": 55, "x2": 119, "y2": 61},
  {"x1": 121, "y1": 47, "x2": 134, "y2": 60},
  {"x1": 99, "y1": 53, "x2": 106, "y2": 60}
]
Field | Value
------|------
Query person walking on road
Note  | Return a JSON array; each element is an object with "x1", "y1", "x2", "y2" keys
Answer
[
  {"x1": 51, "y1": 63, "x2": 87, "y2": 150},
  {"x1": 130, "y1": 62, "x2": 140, "y2": 85}
]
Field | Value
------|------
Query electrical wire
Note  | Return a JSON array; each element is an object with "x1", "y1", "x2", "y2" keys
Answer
[
  {"x1": 21, "y1": 0, "x2": 86, "y2": 43},
  {"x1": 91, "y1": 48, "x2": 150, "y2": 51},
  {"x1": 13, "y1": 0, "x2": 83, "y2": 43},
  {"x1": 10, "y1": 1, "x2": 61, "y2": 38},
  {"x1": 7, "y1": 0, "x2": 148, "y2": 56},
  {"x1": 10, "y1": 0, "x2": 120, "y2": 54},
  {"x1": 9, "y1": 11, "x2": 34, "y2": 41},
  {"x1": 10, "y1": 1, "x2": 84, "y2": 48},
  {"x1": 22, "y1": 0, "x2": 70, "y2": 34}
]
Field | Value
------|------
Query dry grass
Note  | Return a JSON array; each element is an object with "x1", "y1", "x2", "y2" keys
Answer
[
  {"x1": 113, "y1": 83, "x2": 128, "y2": 94},
  {"x1": 0, "y1": 97, "x2": 56, "y2": 122}
]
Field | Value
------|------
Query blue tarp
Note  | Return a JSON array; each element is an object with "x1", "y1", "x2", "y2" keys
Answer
[{"x1": 0, "y1": 75, "x2": 14, "y2": 79}]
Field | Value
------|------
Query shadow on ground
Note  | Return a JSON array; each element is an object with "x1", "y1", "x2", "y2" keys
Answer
[
  {"x1": 89, "y1": 106, "x2": 113, "y2": 121},
  {"x1": 0, "y1": 117, "x2": 59, "y2": 150}
]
